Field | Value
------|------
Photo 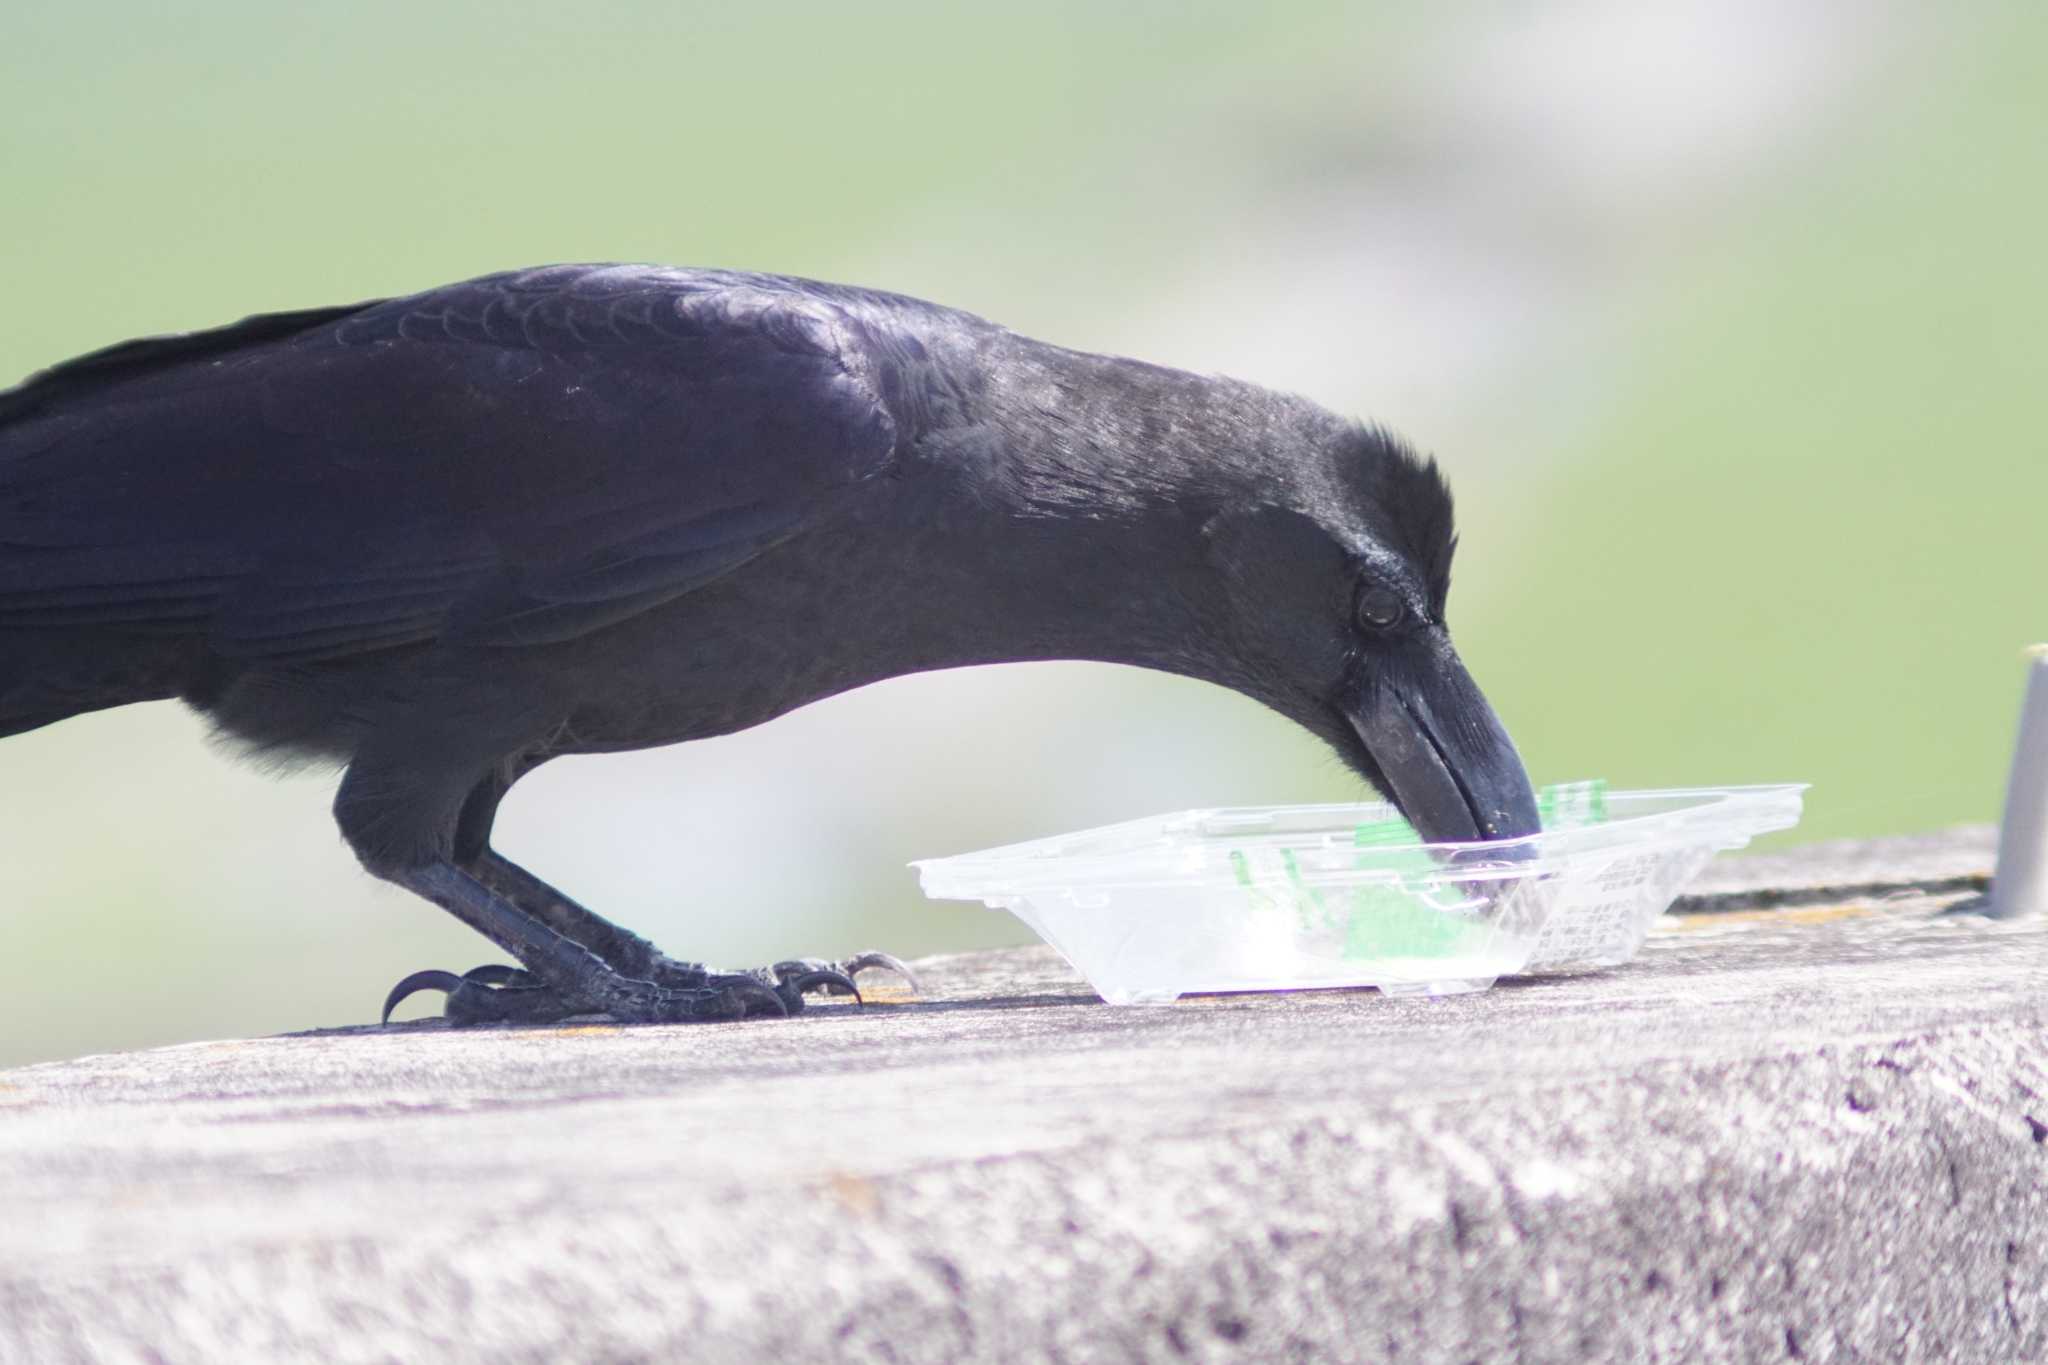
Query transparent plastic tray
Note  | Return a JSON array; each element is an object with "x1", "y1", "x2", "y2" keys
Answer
[{"x1": 914, "y1": 784, "x2": 1805, "y2": 1004}]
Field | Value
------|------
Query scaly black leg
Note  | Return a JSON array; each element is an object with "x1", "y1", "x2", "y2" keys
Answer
[
  {"x1": 379, "y1": 861, "x2": 849, "y2": 1025},
  {"x1": 350, "y1": 754, "x2": 909, "y2": 1027},
  {"x1": 426, "y1": 847, "x2": 918, "y2": 1006},
  {"x1": 466, "y1": 848, "x2": 702, "y2": 984}
]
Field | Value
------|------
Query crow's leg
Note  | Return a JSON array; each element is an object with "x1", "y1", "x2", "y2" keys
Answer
[
  {"x1": 467, "y1": 847, "x2": 693, "y2": 983},
  {"x1": 351, "y1": 752, "x2": 895, "y2": 1026},
  {"x1": 450, "y1": 767, "x2": 911, "y2": 991},
  {"x1": 339, "y1": 738, "x2": 847, "y2": 1027},
  {"x1": 467, "y1": 847, "x2": 917, "y2": 996},
  {"x1": 378, "y1": 861, "x2": 834, "y2": 1025},
  {"x1": 449, "y1": 763, "x2": 686, "y2": 978}
]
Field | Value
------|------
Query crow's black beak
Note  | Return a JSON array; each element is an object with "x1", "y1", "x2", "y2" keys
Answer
[{"x1": 1346, "y1": 633, "x2": 1540, "y2": 845}]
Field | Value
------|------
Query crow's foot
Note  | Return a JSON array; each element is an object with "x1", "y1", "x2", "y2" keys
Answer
[
  {"x1": 769, "y1": 950, "x2": 921, "y2": 996},
  {"x1": 380, "y1": 965, "x2": 580, "y2": 1026},
  {"x1": 379, "y1": 955, "x2": 908, "y2": 1027}
]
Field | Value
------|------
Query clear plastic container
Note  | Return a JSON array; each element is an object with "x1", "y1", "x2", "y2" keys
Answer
[{"x1": 913, "y1": 784, "x2": 1805, "y2": 1004}]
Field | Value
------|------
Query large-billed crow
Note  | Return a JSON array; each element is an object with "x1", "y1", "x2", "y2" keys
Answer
[{"x1": 0, "y1": 264, "x2": 1538, "y2": 1025}]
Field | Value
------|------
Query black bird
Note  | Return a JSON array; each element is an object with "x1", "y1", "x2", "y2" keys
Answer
[{"x1": 0, "y1": 264, "x2": 1539, "y2": 1026}]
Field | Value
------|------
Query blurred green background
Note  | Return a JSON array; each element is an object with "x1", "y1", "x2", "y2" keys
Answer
[{"x1": 2, "y1": 1, "x2": 2039, "y2": 1067}]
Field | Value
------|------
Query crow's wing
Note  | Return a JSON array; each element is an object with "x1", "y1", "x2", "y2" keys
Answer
[{"x1": 0, "y1": 265, "x2": 901, "y2": 657}]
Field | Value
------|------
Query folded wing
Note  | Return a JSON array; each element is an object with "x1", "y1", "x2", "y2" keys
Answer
[{"x1": 0, "y1": 265, "x2": 901, "y2": 659}]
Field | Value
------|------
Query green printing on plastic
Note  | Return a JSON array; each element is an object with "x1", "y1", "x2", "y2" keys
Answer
[
  {"x1": 1340, "y1": 779, "x2": 1610, "y2": 848},
  {"x1": 1230, "y1": 782, "x2": 1610, "y2": 960},
  {"x1": 1340, "y1": 780, "x2": 1608, "y2": 960},
  {"x1": 1341, "y1": 888, "x2": 1479, "y2": 958},
  {"x1": 1538, "y1": 779, "x2": 1609, "y2": 830}
]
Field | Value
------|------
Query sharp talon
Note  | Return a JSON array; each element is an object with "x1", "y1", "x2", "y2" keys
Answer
[
  {"x1": 388, "y1": 953, "x2": 899, "y2": 1028},
  {"x1": 841, "y1": 951, "x2": 919, "y2": 994},
  {"x1": 382, "y1": 969, "x2": 466, "y2": 1024},
  {"x1": 788, "y1": 968, "x2": 862, "y2": 1003},
  {"x1": 770, "y1": 957, "x2": 895, "y2": 999}
]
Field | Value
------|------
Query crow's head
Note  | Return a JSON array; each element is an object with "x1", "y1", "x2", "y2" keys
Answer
[{"x1": 1197, "y1": 424, "x2": 1539, "y2": 844}]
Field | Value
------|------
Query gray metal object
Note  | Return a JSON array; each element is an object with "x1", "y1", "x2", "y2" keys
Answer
[
  {"x1": 1, "y1": 830, "x2": 2039, "y2": 1363},
  {"x1": 1990, "y1": 646, "x2": 2048, "y2": 918}
]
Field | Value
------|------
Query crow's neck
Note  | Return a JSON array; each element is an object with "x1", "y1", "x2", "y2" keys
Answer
[
  {"x1": 968, "y1": 337, "x2": 1305, "y2": 521},
  {"x1": 908, "y1": 338, "x2": 1318, "y2": 675}
]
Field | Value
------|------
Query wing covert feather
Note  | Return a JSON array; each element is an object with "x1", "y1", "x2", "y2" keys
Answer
[{"x1": 0, "y1": 266, "x2": 902, "y2": 658}]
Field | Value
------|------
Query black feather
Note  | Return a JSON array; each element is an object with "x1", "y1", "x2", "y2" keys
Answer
[{"x1": 0, "y1": 263, "x2": 1500, "y2": 854}]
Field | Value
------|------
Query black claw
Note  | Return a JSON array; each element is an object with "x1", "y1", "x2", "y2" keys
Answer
[
  {"x1": 786, "y1": 968, "x2": 862, "y2": 1003},
  {"x1": 769, "y1": 952, "x2": 913, "y2": 1000},
  {"x1": 382, "y1": 949, "x2": 912, "y2": 1029},
  {"x1": 382, "y1": 969, "x2": 467, "y2": 1024},
  {"x1": 841, "y1": 951, "x2": 920, "y2": 994},
  {"x1": 384, "y1": 964, "x2": 568, "y2": 1026}
]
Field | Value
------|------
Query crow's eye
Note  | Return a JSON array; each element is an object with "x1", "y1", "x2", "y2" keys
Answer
[{"x1": 1355, "y1": 586, "x2": 1405, "y2": 632}]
